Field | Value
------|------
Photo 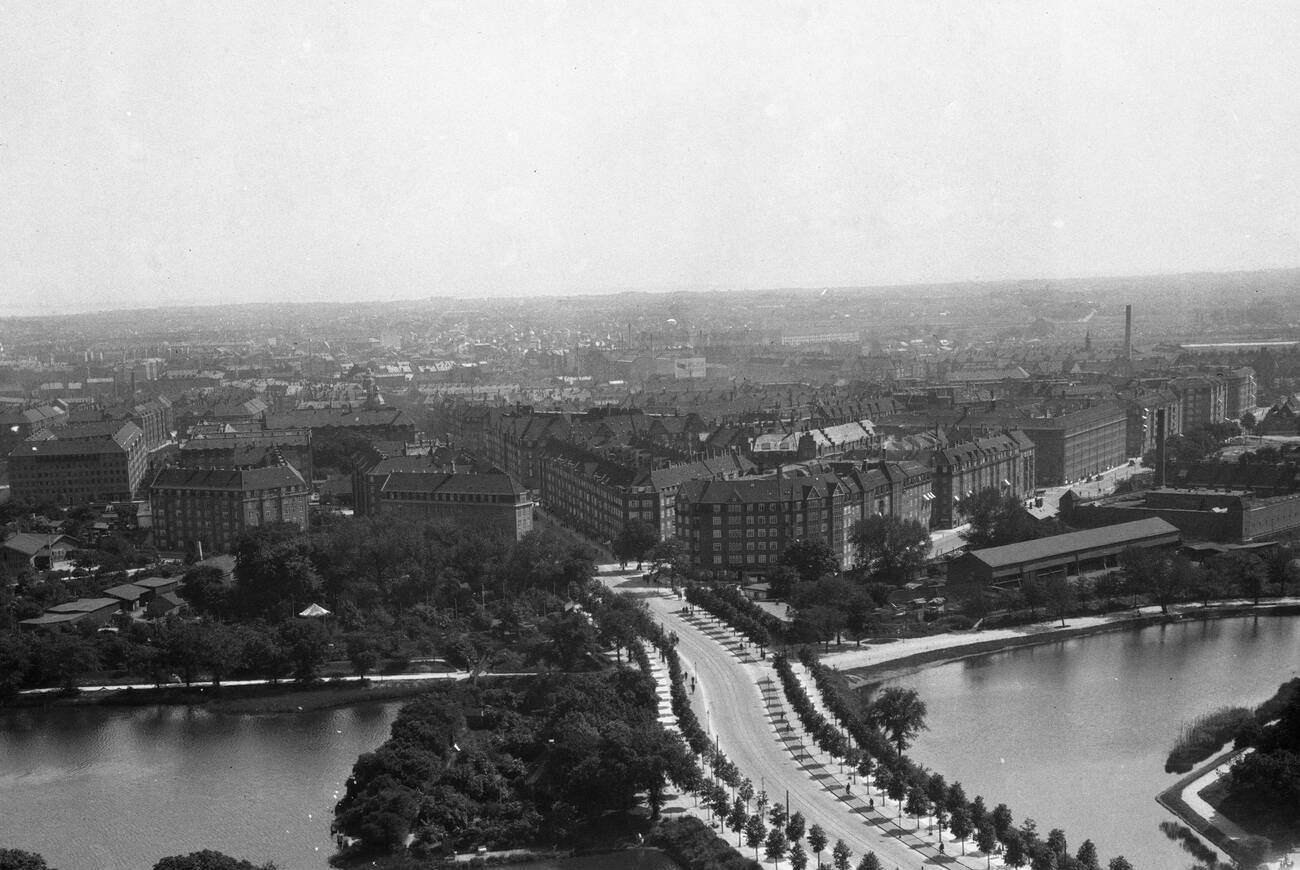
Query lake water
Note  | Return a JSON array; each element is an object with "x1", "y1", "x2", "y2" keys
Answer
[
  {"x1": 880, "y1": 615, "x2": 1300, "y2": 870},
  {"x1": 0, "y1": 701, "x2": 403, "y2": 870}
]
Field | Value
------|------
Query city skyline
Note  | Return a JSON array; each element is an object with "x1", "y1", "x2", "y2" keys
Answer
[{"x1": 3, "y1": 1, "x2": 1299, "y2": 314}]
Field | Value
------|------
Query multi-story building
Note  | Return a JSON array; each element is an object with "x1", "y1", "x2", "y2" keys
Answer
[
  {"x1": 148, "y1": 464, "x2": 309, "y2": 555},
  {"x1": 1169, "y1": 376, "x2": 1227, "y2": 431},
  {"x1": 1016, "y1": 405, "x2": 1126, "y2": 486},
  {"x1": 1121, "y1": 389, "x2": 1183, "y2": 458},
  {"x1": 8, "y1": 421, "x2": 148, "y2": 505},
  {"x1": 372, "y1": 469, "x2": 533, "y2": 541},
  {"x1": 929, "y1": 431, "x2": 1036, "y2": 528},
  {"x1": 179, "y1": 426, "x2": 313, "y2": 481},
  {"x1": 675, "y1": 472, "x2": 861, "y2": 578},
  {"x1": 1214, "y1": 367, "x2": 1257, "y2": 420},
  {"x1": 540, "y1": 441, "x2": 754, "y2": 544}
]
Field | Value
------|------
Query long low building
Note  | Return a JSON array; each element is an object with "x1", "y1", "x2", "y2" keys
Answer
[{"x1": 947, "y1": 517, "x2": 1181, "y2": 589}]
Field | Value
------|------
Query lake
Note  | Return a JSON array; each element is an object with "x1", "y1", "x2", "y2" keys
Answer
[{"x1": 879, "y1": 614, "x2": 1300, "y2": 869}]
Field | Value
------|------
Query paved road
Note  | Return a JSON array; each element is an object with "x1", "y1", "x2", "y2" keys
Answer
[{"x1": 619, "y1": 575, "x2": 987, "y2": 870}]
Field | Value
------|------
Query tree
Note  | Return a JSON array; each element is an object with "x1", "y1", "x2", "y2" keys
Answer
[
  {"x1": 831, "y1": 839, "x2": 852, "y2": 870},
  {"x1": 1234, "y1": 835, "x2": 1272, "y2": 869},
  {"x1": 538, "y1": 611, "x2": 602, "y2": 671},
  {"x1": 1076, "y1": 840, "x2": 1100, "y2": 870},
  {"x1": 808, "y1": 824, "x2": 828, "y2": 867},
  {"x1": 867, "y1": 686, "x2": 928, "y2": 758},
  {"x1": 0, "y1": 850, "x2": 51, "y2": 870},
  {"x1": 1045, "y1": 828, "x2": 1068, "y2": 859},
  {"x1": 850, "y1": 515, "x2": 930, "y2": 584},
  {"x1": 153, "y1": 851, "x2": 276, "y2": 870},
  {"x1": 346, "y1": 636, "x2": 379, "y2": 677},
  {"x1": 781, "y1": 538, "x2": 841, "y2": 584},
  {"x1": 1106, "y1": 858, "x2": 1133, "y2": 870},
  {"x1": 745, "y1": 814, "x2": 767, "y2": 861},
  {"x1": 857, "y1": 853, "x2": 881, "y2": 870},
  {"x1": 765, "y1": 826, "x2": 788, "y2": 866},
  {"x1": 905, "y1": 786, "x2": 929, "y2": 829},
  {"x1": 788, "y1": 842, "x2": 808, "y2": 870},
  {"x1": 786, "y1": 810, "x2": 806, "y2": 843},
  {"x1": 645, "y1": 536, "x2": 689, "y2": 582},
  {"x1": 279, "y1": 619, "x2": 329, "y2": 683},
  {"x1": 949, "y1": 803, "x2": 974, "y2": 854},
  {"x1": 728, "y1": 798, "x2": 749, "y2": 846},
  {"x1": 962, "y1": 489, "x2": 1043, "y2": 549},
  {"x1": 1003, "y1": 831, "x2": 1027, "y2": 869},
  {"x1": 768, "y1": 803, "x2": 788, "y2": 830},
  {"x1": 613, "y1": 520, "x2": 659, "y2": 570},
  {"x1": 1240, "y1": 411, "x2": 1257, "y2": 432},
  {"x1": 975, "y1": 819, "x2": 999, "y2": 866},
  {"x1": 1211, "y1": 550, "x2": 1270, "y2": 605},
  {"x1": 992, "y1": 802, "x2": 1014, "y2": 842}
]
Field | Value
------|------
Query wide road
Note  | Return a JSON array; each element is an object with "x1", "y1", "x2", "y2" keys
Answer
[{"x1": 605, "y1": 568, "x2": 985, "y2": 870}]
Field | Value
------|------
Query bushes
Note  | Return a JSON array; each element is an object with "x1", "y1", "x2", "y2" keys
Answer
[
  {"x1": 649, "y1": 816, "x2": 762, "y2": 870},
  {"x1": 1165, "y1": 706, "x2": 1255, "y2": 773}
]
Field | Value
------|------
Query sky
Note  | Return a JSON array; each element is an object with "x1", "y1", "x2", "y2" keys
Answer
[{"x1": 2, "y1": 1, "x2": 1298, "y2": 313}]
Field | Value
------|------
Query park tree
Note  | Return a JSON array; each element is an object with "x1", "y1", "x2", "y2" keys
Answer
[
  {"x1": 831, "y1": 839, "x2": 853, "y2": 870},
  {"x1": 278, "y1": 619, "x2": 329, "y2": 683},
  {"x1": 849, "y1": 515, "x2": 930, "y2": 585},
  {"x1": 153, "y1": 852, "x2": 276, "y2": 870},
  {"x1": 807, "y1": 824, "x2": 828, "y2": 867},
  {"x1": 728, "y1": 798, "x2": 748, "y2": 846},
  {"x1": 991, "y1": 802, "x2": 1014, "y2": 842},
  {"x1": 0, "y1": 634, "x2": 31, "y2": 699},
  {"x1": 867, "y1": 686, "x2": 929, "y2": 758},
  {"x1": 764, "y1": 826, "x2": 788, "y2": 866},
  {"x1": 768, "y1": 803, "x2": 788, "y2": 830},
  {"x1": 739, "y1": 778, "x2": 755, "y2": 809},
  {"x1": 905, "y1": 785, "x2": 929, "y2": 829},
  {"x1": 1046, "y1": 828, "x2": 1068, "y2": 859},
  {"x1": 949, "y1": 803, "x2": 974, "y2": 854},
  {"x1": 1240, "y1": 410, "x2": 1257, "y2": 432},
  {"x1": 645, "y1": 536, "x2": 689, "y2": 582},
  {"x1": 785, "y1": 810, "x2": 806, "y2": 843},
  {"x1": 745, "y1": 814, "x2": 767, "y2": 861},
  {"x1": 1210, "y1": 550, "x2": 1270, "y2": 605},
  {"x1": 788, "y1": 843, "x2": 808, "y2": 870},
  {"x1": 1234, "y1": 836, "x2": 1273, "y2": 870},
  {"x1": 1106, "y1": 858, "x2": 1133, "y2": 870},
  {"x1": 613, "y1": 520, "x2": 659, "y2": 570},
  {"x1": 975, "y1": 820, "x2": 999, "y2": 866},
  {"x1": 962, "y1": 488, "x2": 1043, "y2": 549},
  {"x1": 780, "y1": 538, "x2": 841, "y2": 584},
  {"x1": 0, "y1": 850, "x2": 51, "y2": 870},
  {"x1": 857, "y1": 853, "x2": 881, "y2": 870},
  {"x1": 1076, "y1": 840, "x2": 1100, "y2": 870},
  {"x1": 1003, "y1": 831, "x2": 1027, "y2": 869}
]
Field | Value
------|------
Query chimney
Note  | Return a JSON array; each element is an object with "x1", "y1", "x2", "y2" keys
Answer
[
  {"x1": 1155, "y1": 408, "x2": 1167, "y2": 488},
  {"x1": 1124, "y1": 304, "x2": 1132, "y2": 361}
]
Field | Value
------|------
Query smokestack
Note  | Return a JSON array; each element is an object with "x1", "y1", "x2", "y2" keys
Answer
[
  {"x1": 1155, "y1": 408, "x2": 1167, "y2": 488},
  {"x1": 1124, "y1": 304, "x2": 1132, "y2": 360}
]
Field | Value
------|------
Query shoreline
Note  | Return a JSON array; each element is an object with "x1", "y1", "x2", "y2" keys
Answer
[
  {"x1": 829, "y1": 600, "x2": 1300, "y2": 685},
  {"x1": 1154, "y1": 747, "x2": 1247, "y2": 863},
  {"x1": 6, "y1": 676, "x2": 460, "y2": 715}
]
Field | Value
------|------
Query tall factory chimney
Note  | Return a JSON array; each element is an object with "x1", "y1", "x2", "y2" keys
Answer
[
  {"x1": 1155, "y1": 408, "x2": 1167, "y2": 488},
  {"x1": 1124, "y1": 304, "x2": 1132, "y2": 360}
]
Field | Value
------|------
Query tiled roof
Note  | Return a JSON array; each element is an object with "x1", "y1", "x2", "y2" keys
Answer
[{"x1": 150, "y1": 464, "x2": 306, "y2": 491}]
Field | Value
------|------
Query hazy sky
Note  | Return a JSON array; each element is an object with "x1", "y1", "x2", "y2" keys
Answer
[{"x1": 3, "y1": 1, "x2": 1298, "y2": 313}]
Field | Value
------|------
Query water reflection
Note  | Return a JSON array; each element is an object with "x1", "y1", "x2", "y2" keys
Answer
[
  {"x1": 881, "y1": 616, "x2": 1300, "y2": 870},
  {"x1": 0, "y1": 701, "x2": 404, "y2": 870}
]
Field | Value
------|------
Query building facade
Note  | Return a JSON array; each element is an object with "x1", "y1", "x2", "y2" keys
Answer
[
  {"x1": 149, "y1": 464, "x2": 309, "y2": 555},
  {"x1": 373, "y1": 470, "x2": 533, "y2": 541},
  {"x1": 8, "y1": 421, "x2": 148, "y2": 505},
  {"x1": 929, "y1": 432, "x2": 1036, "y2": 528}
]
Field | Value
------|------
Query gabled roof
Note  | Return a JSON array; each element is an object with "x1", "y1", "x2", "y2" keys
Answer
[
  {"x1": 967, "y1": 518, "x2": 1180, "y2": 569},
  {"x1": 47, "y1": 597, "x2": 120, "y2": 614},
  {"x1": 2, "y1": 532, "x2": 79, "y2": 556}
]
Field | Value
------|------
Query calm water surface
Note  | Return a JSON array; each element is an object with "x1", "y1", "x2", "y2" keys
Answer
[
  {"x1": 882, "y1": 615, "x2": 1300, "y2": 870},
  {"x1": 0, "y1": 701, "x2": 403, "y2": 870}
]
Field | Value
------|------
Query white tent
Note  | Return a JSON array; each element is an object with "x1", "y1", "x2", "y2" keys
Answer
[{"x1": 298, "y1": 603, "x2": 331, "y2": 618}]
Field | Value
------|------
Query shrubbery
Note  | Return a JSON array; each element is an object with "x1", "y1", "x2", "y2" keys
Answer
[
  {"x1": 1165, "y1": 706, "x2": 1255, "y2": 773},
  {"x1": 649, "y1": 816, "x2": 762, "y2": 870}
]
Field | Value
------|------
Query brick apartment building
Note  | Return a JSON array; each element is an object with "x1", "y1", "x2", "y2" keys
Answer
[
  {"x1": 8, "y1": 420, "x2": 148, "y2": 505},
  {"x1": 539, "y1": 441, "x2": 755, "y2": 544},
  {"x1": 929, "y1": 432, "x2": 1036, "y2": 528},
  {"x1": 149, "y1": 464, "x2": 309, "y2": 555},
  {"x1": 373, "y1": 469, "x2": 534, "y2": 541}
]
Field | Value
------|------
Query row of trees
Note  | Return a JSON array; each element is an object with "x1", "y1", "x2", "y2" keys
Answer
[
  {"x1": 0, "y1": 848, "x2": 275, "y2": 870},
  {"x1": 787, "y1": 648, "x2": 1137, "y2": 870},
  {"x1": 683, "y1": 584, "x2": 781, "y2": 653}
]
